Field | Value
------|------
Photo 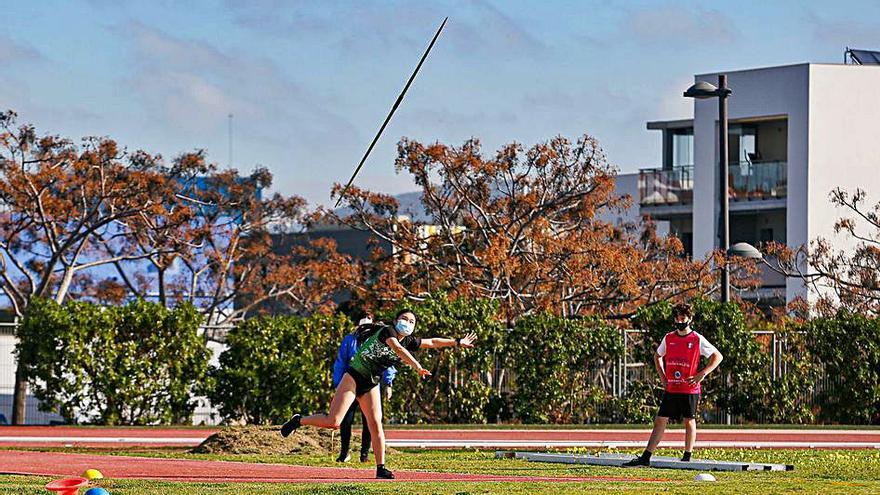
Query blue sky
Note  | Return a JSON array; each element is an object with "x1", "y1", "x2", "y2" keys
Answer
[{"x1": 2, "y1": 0, "x2": 879, "y2": 206}]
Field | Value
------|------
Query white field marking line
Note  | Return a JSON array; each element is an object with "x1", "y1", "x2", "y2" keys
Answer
[
  {"x1": 0, "y1": 436, "x2": 206, "y2": 444},
  {"x1": 386, "y1": 440, "x2": 880, "y2": 448}
]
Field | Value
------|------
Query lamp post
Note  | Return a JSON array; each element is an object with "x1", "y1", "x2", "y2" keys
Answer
[{"x1": 685, "y1": 75, "x2": 733, "y2": 302}]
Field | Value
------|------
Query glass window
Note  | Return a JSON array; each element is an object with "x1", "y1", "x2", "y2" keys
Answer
[{"x1": 671, "y1": 129, "x2": 693, "y2": 168}]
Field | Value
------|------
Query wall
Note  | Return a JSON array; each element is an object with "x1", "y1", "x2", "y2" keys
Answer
[
  {"x1": 691, "y1": 64, "x2": 810, "y2": 302},
  {"x1": 0, "y1": 332, "x2": 65, "y2": 425},
  {"x1": 807, "y1": 64, "x2": 880, "y2": 305},
  {"x1": 600, "y1": 172, "x2": 641, "y2": 225}
]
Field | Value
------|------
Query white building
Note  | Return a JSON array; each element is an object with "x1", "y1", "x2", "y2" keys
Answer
[{"x1": 623, "y1": 62, "x2": 880, "y2": 307}]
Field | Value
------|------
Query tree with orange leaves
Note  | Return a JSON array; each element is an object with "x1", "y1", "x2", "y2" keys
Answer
[
  {"x1": 167, "y1": 164, "x2": 355, "y2": 323},
  {"x1": 0, "y1": 111, "x2": 354, "y2": 423},
  {"x1": 764, "y1": 187, "x2": 880, "y2": 317},
  {"x1": 0, "y1": 110, "x2": 197, "y2": 424},
  {"x1": 332, "y1": 135, "x2": 721, "y2": 320}
]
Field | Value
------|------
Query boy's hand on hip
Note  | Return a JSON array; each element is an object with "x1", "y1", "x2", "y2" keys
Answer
[{"x1": 685, "y1": 371, "x2": 706, "y2": 385}]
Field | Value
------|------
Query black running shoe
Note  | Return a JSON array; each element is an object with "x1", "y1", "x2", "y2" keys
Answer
[
  {"x1": 360, "y1": 452, "x2": 369, "y2": 463},
  {"x1": 280, "y1": 414, "x2": 301, "y2": 438},
  {"x1": 376, "y1": 465, "x2": 395, "y2": 479},
  {"x1": 621, "y1": 456, "x2": 650, "y2": 468},
  {"x1": 336, "y1": 452, "x2": 351, "y2": 463}
]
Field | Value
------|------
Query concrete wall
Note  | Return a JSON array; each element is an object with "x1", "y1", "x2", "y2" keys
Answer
[
  {"x1": 600, "y1": 172, "x2": 641, "y2": 226},
  {"x1": 691, "y1": 64, "x2": 810, "y2": 302},
  {"x1": 807, "y1": 64, "x2": 880, "y2": 304},
  {"x1": 0, "y1": 334, "x2": 65, "y2": 424}
]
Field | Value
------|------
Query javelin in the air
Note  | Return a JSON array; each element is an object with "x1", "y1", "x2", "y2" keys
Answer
[{"x1": 335, "y1": 16, "x2": 448, "y2": 208}]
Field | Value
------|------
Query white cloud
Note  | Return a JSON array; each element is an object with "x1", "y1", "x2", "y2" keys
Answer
[
  {"x1": 0, "y1": 35, "x2": 42, "y2": 64},
  {"x1": 621, "y1": 3, "x2": 738, "y2": 47},
  {"x1": 120, "y1": 22, "x2": 359, "y2": 149}
]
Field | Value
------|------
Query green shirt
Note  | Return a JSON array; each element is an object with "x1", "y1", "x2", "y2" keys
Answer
[{"x1": 349, "y1": 325, "x2": 421, "y2": 384}]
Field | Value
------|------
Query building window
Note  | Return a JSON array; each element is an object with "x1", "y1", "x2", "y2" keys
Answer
[{"x1": 670, "y1": 128, "x2": 693, "y2": 168}]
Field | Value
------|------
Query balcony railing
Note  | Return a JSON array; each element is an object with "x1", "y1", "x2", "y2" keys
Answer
[
  {"x1": 639, "y1": 166, "x2": 693, "y2": 206},
  {"x1": 729, "y1": 161, "x2": 787, "y2": 201},
  {"x1": 638, "y1": 161, "x2": 787, "y2": 206}
]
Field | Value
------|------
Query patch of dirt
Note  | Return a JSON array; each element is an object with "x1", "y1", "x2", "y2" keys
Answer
[{"x1": 191, "y1": 425, "x2": 394, "y2": 456}]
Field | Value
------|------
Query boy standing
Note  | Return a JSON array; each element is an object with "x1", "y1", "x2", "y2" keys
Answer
[{"x1": 623, "y1": 303, "x2": 723, "y2": 467}]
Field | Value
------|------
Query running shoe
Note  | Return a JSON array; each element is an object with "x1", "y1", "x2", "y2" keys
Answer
[
  {"x1": 280, "y1": 414, "x2": 301, "y2": 438},
  {"x1": 376, "y1": 465, "x2": 395, "y2": 479},
  {"x1": 621, "y1": 456, "x2": 650, "y2": 467},
  {"x1": 360, "y1": 452, "x2": 369, "y2": 463}
]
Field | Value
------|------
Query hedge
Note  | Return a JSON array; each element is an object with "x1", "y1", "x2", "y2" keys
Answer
[{"x1": 17, "y1": 298, "x2": 209, "y2": 425}]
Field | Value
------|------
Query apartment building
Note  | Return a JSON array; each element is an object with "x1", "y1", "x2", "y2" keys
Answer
[{"x1": 628, "y1": 62, "x2": 880, "y2": 306}]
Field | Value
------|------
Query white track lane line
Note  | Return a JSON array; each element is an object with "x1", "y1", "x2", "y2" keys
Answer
[{"x1": 0, "y1": 436, "x2": 206, "y2": 444}]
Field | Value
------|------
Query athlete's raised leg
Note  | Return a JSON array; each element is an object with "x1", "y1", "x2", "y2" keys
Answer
[{"x1": 300, "y1": 374, "x2": 358, "y2": 429}]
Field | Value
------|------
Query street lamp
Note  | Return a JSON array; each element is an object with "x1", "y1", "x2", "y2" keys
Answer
[
  {"x1": 727, "y1": 242, "x2": 763, "y2": 260},
  {"x1": 685, "y1": 75, "x2": 733, "y2": 302}
]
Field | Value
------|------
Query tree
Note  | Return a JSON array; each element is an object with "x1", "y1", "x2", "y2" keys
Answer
[
  {"x1": 207, "y1": 312, "x2": 352, "y2": 424},
  {"x1": 765, "y1": 188, "x2": 880, "y2": 316},
  {"x1": 0, "y1": 110, "x2": 190, "y2": 424},
  {"x1": 0, "y1": 111, "x2": 354, "y2": 423},
  {"x1": 17, "y1": 298, "x2": 210, "y2": 425},
  {"x1": 107, "y1": 160, "x2": 355, "y2": 323},
  {"x1": 332, "y1": 135, "x2": 723, "y2": 320}
]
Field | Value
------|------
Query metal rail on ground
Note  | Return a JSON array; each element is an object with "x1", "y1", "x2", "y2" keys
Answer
[{"x1": 497, "y1": 451, "x2": 794, "y2": 472}]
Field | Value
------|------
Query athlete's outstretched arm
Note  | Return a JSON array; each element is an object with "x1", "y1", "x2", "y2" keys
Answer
[
  {"x1": 386, "y1": 337, "x2": 431, "y2": 376},
  {"x1": 420, "y1": 332, "x2": 477, "y2": 349}
]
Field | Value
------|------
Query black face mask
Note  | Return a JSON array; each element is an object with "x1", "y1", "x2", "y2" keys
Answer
[{"x1": 674, "y1": 321, "x2": 689, "y2": 331}]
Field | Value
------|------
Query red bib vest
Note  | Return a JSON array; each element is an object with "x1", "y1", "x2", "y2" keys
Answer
[{"x1": 662, "y1": 331, "x2": 702, "y2": 394}]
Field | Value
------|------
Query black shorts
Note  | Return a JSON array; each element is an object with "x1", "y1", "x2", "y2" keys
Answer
[
  {"x1": 346, "y1": 369, "x2": 379, "y2": 397},
  {"x1": 657, "y1": 392, "x2": 700, "y2": 420}
]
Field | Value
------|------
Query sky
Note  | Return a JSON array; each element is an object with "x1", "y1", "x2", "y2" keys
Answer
[{"x1": 2, "y1": 0, "x2": 880, "y2": 207}]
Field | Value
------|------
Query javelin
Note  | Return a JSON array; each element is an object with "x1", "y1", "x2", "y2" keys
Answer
[{"x1": 335, "y1": 16, "x2": 448, "y2": 208}]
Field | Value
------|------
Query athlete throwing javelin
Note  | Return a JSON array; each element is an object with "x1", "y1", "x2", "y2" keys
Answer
[{"x1": 280, "y1": 309, "x2": 477, "y2": 479}]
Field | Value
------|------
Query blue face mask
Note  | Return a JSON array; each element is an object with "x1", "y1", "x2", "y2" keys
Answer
[{"x1": 395, "y1": 319, "x2": 414, "y2": 336}]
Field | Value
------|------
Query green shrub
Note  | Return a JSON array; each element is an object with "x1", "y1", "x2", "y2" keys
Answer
[
  {"x1": 505, "y1": 312, "x2": 623, "y2": 423},
  {"x1": 633, "y1": 299, "x2": 818, "y2": 423},
  {"x1": 207, "y1": 312, "x2": 352, "y2": 424},
  {"x1": 17, "y1": 298, "x2": 209, "y2": 425},
  {"x1": 803, "y1": 311, "x2": 880, "y2": 424},
  {"x1": 381, "y1": 294, "x2": 505, "y2": 424}
]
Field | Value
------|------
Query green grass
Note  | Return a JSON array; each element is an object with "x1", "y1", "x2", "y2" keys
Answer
[
  {"x1": 382, "y1": 423, "x2": 880, "y2": 430},
  {"x1": 2, "y1": 448, "x2": 879, "y2": 494}
]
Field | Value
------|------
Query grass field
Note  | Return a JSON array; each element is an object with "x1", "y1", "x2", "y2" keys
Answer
[{"x1": 2, "y1": 447, "x2": 879, "y2": 494}]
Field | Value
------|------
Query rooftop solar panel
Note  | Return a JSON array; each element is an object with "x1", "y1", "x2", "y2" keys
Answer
[{"x1": 848, "y1": 48, "x2": 880, "y2": 65}]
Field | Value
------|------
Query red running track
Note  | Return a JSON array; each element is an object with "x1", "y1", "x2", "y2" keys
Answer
[
  {"x1": 1, "y1": 427, "x2": 879, "y2": 448},
  {"x1": 0, "y1": 450, "x2": 662, "y2": 484}
]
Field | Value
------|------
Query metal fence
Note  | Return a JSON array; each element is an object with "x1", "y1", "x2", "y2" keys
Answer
[
  {"x1": 609, "y1": 329, "x2": 842, "y2": 424},
  {"x1": 0, "y1": 324, "x2": 843, "y2": 425}
]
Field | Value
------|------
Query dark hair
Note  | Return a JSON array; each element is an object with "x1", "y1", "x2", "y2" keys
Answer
[
  {"x1": 353, "y1": 309, "x2": 373, "y2": 322},
  {"x1": 394, "y1": 308, "x2": 416, "y2": 320},
  {"x1": 672, "y1": 303, "x2": 693, "y2": 319}
]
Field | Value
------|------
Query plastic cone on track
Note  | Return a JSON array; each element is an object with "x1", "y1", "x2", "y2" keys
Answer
[{"x1": 45, "y1": 477, "x2": 89, "y2": 495}]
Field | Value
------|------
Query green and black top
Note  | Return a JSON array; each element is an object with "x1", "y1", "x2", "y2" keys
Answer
[{"x1": 349, "y1": 324, "x2": 421, "y2": 385}]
